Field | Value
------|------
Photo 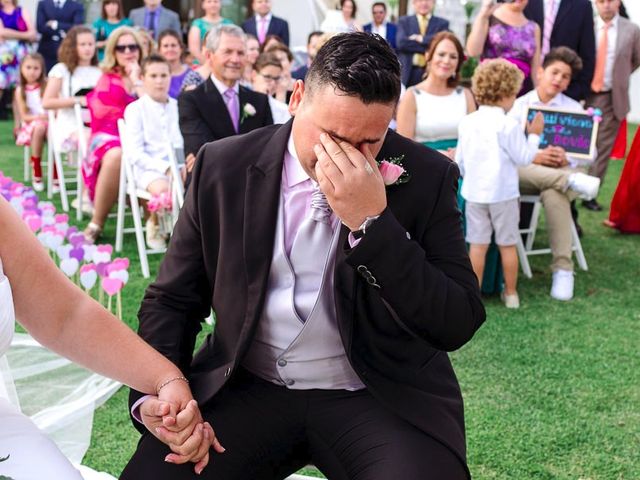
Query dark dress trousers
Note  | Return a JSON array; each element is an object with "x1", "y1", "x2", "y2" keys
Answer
[
  {"x1": 177, "y1": 78, "x2": 273, "y2": 158},
  {"x1": 396, "y1": 14, "x2": 449, "y2": 86},
  {"x1": 242, "y1": 15, "x2": 290, "y2": 46},
  {"x1": 363, "y1": 21, "x2": 398, "y2": 50},
  {"x1": 524, "y1": 0, "x2": 595, "y2": 101},
  {"x1": 36, "y1": 0, "x2": 84, "y2": 72},
  {"x1": 123, "y1": 121, "x2": 486, "y2": 478}
]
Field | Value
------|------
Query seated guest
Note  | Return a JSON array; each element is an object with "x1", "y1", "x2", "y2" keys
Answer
[
  {"x1": 456, "y1": 59, "x2": 544, "y2": 309},
  {"x1": 397, "y1": 0, "x2": 449, "y2": 87},
  {"x1": 242, "y1": 0, "x2": 290, "y2": 46},
  {"x1": 92, "y1": 0, "x2": 133, "y2": 62},
  {"x1": 36, "y1": 0, "x2": 84, "y2": 72},
  {"x1": 397, "y1": 32, "x2": 475, "y2": 157},
  {"x1": 124, "y1": 54, "x2": 183, "y2": 250},
  {"x1": 242, "y1": 33, "x2": 260, "y2": 87},
  {"x1": 178, "y1": 25, "x2": 272, "y2": 161},
  {"x1": 42, "y1": 26, "x2": 101, "y2": 156},
  {"x1": 251, "y1": 52, "x2": 290, "y2": 124},
  {"x1": 364, "y1": 2, "x2": 397, "y2": 49},
  {"x1": 129, "y1": 0, "x2": 180, "y2": 42},
  {"x1": 508, "y1": 47, "x2": 602, "y2": 301},
  {"x1": 466, "y1": 0, "x2": 541, "y2": 95},
  {"x1": 292, "y1": 31, "x2": 322, "y2": 80},
  {"x1": 83, "y1": 26, "x2": 145, "y2": 243},
  {"x1": 188, "y1": 0, "x2": 234, "y2": 65},
  {"x1": 157, "y1": 29, "x2": 202, "y2": 99},
  {"x1": 263, "y1": 42, "x2": 294, "y2": 104}
]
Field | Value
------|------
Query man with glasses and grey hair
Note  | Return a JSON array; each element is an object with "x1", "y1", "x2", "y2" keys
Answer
[{"x1": 178, "y1": 24, "x2": 273, "y2": 163}]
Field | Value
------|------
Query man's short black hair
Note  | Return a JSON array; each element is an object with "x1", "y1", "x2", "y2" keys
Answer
[
  {"x1": 542, "y1": 46, "x2": 583, "y2": 77},
  {"x1": 306, "y1": 32, "x2": 401, "y2": 105},
  {"x1": 372, "y1": 2, "x2": 387, "y2": 11},
  {"x1": 307, "y1": 31, "x2": 323, "y2": 45}
]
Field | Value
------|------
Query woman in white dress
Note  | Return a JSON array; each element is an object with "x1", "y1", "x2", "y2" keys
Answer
[
  {"x1": 396, "y1": 31, "x2": 475, "y2": 157},
  {"x1": 0, "y1": 196, "x2": 213, "y2": 478},
  {"x1": 320, "y1": 0, "x2": 363, "y2": 33}
]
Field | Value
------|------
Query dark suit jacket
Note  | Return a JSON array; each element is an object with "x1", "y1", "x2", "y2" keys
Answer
[
  {"x1": 36, "y1": 0, "x2": 84, "y2": 72},
  {"x1": 177, "y1": 78, "x2": 273, "y2": 158},
  {"x1": 396, "y1": 15, "x2": 449, "y2": 85},
  {"x1": 129, "y1": 6, "x2": 182, "y2": 41},
  {"x1": 242, "y1": 15, "x2": 290, "y2": 46},
  {"x1": 524, "y1": 0, "x2": 595, "y2": 101},
  {"x1": 129, "y1": 121, "x2": 486, "y2": 474},
  {"x1": 363, "y1": 21, "x2": 398, "y2": 49}
]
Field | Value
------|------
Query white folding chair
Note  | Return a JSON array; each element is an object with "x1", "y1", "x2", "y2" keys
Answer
[
  {"x1": 116, "y1": 119, "x2": 182, "y2": 278},
  {"x1": 23, "y1": 145, "x2": 30, "y2": 181},
  {"x1": 73, "y1": 103, "x2": 88, "y2": 221},
  {"x1": 517, "y1": 194, "x2": 588, "y2": 279}
]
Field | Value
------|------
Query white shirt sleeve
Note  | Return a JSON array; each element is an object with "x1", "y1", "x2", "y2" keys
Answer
[
  {"x1": 123, "y1": 101, "x2": 157, "y2": 174},
  {"x1": 501, "y1": 119, "x2": 540, "y2": 167}
]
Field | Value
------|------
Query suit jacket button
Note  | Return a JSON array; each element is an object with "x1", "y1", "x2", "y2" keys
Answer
[
  {"x1": 357, "y1": 265, "x2": 368, "y2": 274},
  {"x1": 285, "y1": 378, "x2": 295, "y2": 386},
  {"x1": 277, "y1": 358, "x2": 287, "y2": 367},
  {"x1": 224, "y1": 367, "x2": 231, "y2": 377}
]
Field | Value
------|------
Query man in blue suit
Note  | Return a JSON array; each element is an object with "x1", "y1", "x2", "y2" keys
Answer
[
  {"x1": 396, "y1": 0, "x2": 449, "y2": 86},
  {"x1": 242, "y1": 0, "x2": 290, "y2": 47},
  {"x1": 36, "y1": 0, "x2": 84, "y2": 72},
  {"x1": 364, "y1": 2, "x2": 397, "y2": 50}
]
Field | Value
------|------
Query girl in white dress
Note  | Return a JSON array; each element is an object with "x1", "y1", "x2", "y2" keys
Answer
[{"x1": 0, "y1": 196, "x2": 212, "y2": 477}]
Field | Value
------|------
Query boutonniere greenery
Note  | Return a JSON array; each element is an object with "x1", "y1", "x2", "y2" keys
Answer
[
  {"x1": 240, "y1": 102, "x2": 257, "y2": 124},
  {"x1": 378, "y1": 154, "x2": 409, "y2": 186}
]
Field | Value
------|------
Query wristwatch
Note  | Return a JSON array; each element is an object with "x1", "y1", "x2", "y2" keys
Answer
[{"x1": 352, "y1": 215, "x2": 380, "y2": 240}]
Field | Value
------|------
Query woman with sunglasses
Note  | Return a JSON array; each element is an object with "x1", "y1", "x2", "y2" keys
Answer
[{"x1": 83, "y1": 26, "x2": 144, "y2": 243}]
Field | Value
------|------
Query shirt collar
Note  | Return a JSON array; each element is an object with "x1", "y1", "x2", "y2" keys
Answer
[
  {"x1": 479, "y1": 105, "x2": 506, "y2": 115},
  {"x1": 210, "y1": 74, "x2": 239, "y2": 97},
  {"x1": 141, "y1": 93, "x2": 170, "y2": 109},
  {"x1": 530, "y1": 88, "x2": 564, "y2": 107},
  {"x1": 284, "y1": 134, "x2": 310, "y2": 188},
  {"x1": 255, "y1": 12, "x2": 272, "y2": 22},
  {"x1": 596, "y1": 14, "x2": 618, "y2": 30}
]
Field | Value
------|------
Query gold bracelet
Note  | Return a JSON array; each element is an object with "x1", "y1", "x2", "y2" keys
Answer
[{"x1": 157, "y1": 375, "x2": 189, "y2": 394}]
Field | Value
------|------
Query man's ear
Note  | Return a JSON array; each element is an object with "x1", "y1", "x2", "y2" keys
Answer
[{"x1": 288, "y1": 79, "x2": 306, "y2": 117}]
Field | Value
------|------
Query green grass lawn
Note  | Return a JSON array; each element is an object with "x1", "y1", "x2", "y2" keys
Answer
[{"x1": 2, "y1": 121, "x2": 638, "y2": 479}]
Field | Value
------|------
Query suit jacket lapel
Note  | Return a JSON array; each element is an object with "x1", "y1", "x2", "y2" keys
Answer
[
  {"x1": 552, "y1": 0, "x2": 572, "y2": 35},
  {"x1": 334, "y1": 225, "x2": 356, "y2": 351},
  {"x1": 203, "y1": 78, "x2": 236, "y2": 137},
  {"x1": 238, "y1": 121, "x2": 292, "y2": 352},
  {"x1": 238, "y1": 87, "x2": 252, "y2": 134}
]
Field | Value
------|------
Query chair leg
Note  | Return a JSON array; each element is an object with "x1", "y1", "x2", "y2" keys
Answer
[
  {"x1": 47, "y1": 144, "x2": 54, "y2": 199},
  {"x1": 115, "y1": 163, "x2": 127, "y2": 252},
  {"x1": 571, "y1": 222, "x2": 588, "y2": 271},
  {"x1": 516, "y1": 236, "x2": 533, "y2": 279},
  {"x1": 54, "y1": 151, "x2": 69, "y2": 211},
  {"x1": 23, "y1": 146, "x2": 30, "y2": 181},
  {"x1": 129, "y1": 192, "x2": 150, "y2": 278}
]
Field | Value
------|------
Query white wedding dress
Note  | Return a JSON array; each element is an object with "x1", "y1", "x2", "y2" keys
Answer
[{"x1": 0, "y1": 258, "x2": 118, "y2": 479}]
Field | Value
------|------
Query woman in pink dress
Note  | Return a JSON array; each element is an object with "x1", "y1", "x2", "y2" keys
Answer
[
  {"x1": 605, "y1": 127, "x2": 640, "y2": 233},
  {"x1": 83, "y1": 26, "x2": 144, "y2": 243}
]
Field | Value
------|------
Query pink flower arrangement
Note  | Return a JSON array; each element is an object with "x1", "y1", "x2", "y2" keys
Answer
[{"x1": 147, "y1": 192, "x2": 172, "y2": 214}]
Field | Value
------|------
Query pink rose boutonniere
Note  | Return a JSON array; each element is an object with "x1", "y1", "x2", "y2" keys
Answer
[{"x1": 378, "y1": 154, "x2": 409, "y2": 186}]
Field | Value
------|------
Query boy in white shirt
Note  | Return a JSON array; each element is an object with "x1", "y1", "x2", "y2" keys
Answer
[
  {"x1": 124, "y1": 54, "x2": 184, "y2": 250},
  {"x1": 509, "y1": 47, "x2": 600, "y2": 301},
  {"x1": 456, "y1": 59, "x2": 544, "y2": 308}
]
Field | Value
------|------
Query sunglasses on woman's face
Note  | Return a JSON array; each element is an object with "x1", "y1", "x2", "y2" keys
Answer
[{"x1": 115, "y1": 44, "x2": 140, "y2": 53}]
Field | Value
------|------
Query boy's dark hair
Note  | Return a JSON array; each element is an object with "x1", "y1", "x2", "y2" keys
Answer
[
  {"x1": 306, "y1": 32, "x2": 401, "y2": 105},
  {"x1": 141, "y1": 53, "x2": 170, "y2": 75},
  {"x1": 372, "y1": 2, "x2": 387, "y2": 11},
  {"x1": 542, "y1": 46, "x2": 583, "y2": 76}
]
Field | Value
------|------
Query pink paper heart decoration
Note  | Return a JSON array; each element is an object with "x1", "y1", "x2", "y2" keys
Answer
[
  {"x1": 92, "y1": 251, "x2": 111, "y2": 264},
  {"x1": 66, "y1": 226, "x2": 78, "y2": 237},
  {"x1": 54, "y1": 214, "x2": 69, "y2": 224},
  {"x1": 108, "y1": 268, "x2": 129, "y2": 285},
  {"x1": 26, "y1": 215, "x2": 42, "y2": 232},
  {"x1": 80, "y1": 263, "x2": 97, "y2": 274},
  {"x1": 69, "y1": 246, "x2": 85, "y2": 262},
  {"x1": 95, "y1": 261, "x2": 110, "y2": 277},
  {"x1": 36, "y1": 232, "x2": 49, "y2": 247},
  {"x1": 69, "y1": 232, "x2": 85, "y2": 247},
  {"x1": 101, "y1": 277, "x2": 123, "y2": 296},
  {"x1": 46, "y1": 233, "x2": 64, "y2": 250},
  {"x1": 80, "y1": 269, "x2": 98, "y2": 290},
  {"x1": 60, "y1": 257, "x2": 79, "y2": 277},
  {"x1": 97, "y1": 244, "x2": 113, "y2": 255},
  {"x1": 111, "y1": 257, "x2": 130, "y2": 269}
]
